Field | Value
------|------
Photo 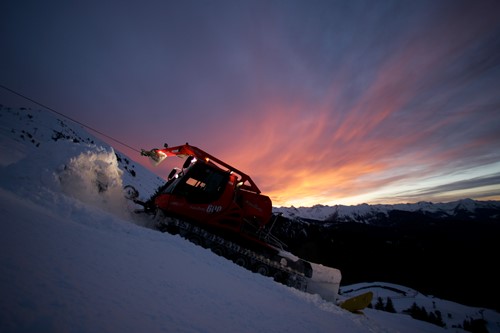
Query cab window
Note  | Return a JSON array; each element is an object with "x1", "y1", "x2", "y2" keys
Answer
[{"x1": 175, "y1": 163, "x2": 229, "y2": 203}]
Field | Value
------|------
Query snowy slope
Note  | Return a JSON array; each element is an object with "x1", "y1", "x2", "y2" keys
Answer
[{"x1": 1, "y1": 106, "x2": 499, "y2": 333}]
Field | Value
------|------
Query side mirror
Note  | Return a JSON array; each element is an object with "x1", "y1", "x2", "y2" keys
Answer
[
  {"x1": 167, "y1": 168, "x2": 177, "y2": 180},
  {"x1": 183, "y1": 156, "x2": 194, "y2": 169}
]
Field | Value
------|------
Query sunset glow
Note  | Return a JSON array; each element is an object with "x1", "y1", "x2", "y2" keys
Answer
[{"x1": 2, "y1": 0, "x2": 499, "y2": 206}]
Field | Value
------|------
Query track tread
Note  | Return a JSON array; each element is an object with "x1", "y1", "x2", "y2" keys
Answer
[{"x1": 154, "y1": 212, "x2": 308, "y2": 290}]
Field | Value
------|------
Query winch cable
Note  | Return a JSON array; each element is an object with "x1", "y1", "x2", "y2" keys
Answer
[{"x1": 0, "y1": 83, "x2": 141, "y2": 153}]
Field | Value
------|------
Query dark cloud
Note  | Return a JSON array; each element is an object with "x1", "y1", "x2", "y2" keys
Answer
[
  {"x1": 383, "y1": 172, "x2": 500, "y2": 203},
  {"x1": 418, "y1": 173, "x2": 500, "y2": 196}
]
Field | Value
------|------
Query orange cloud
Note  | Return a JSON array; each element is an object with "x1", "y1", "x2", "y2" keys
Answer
[
  {"x1": 212, "y1": 32, "x2": 490, "y2": 206},
  {"x1": 135, "y1": 1, "x2": 500, "y2": 207}
]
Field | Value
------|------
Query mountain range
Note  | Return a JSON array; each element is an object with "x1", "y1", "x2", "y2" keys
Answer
[
  {"x1": 271, "y1": 200, "x2": 500, "y2": 312},
  {"x1": 274, "y1": 199, "x2": 500, "y2": 224}
]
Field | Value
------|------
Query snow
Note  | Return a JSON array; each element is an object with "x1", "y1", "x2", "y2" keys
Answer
[
  {"x1": 274, "y1": 199, "x2": 500, "y2": 222},
  {"x1": 1, "y1": 106, "x2": 499, "y2": 332}
]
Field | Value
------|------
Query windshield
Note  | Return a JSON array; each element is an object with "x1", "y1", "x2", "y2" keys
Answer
[{"x1": 167, "y1": 162, "x2": 229, "y2": 204}]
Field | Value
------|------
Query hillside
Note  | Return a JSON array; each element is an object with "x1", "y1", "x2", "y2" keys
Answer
[
  {"x1": 1, "y1": 106, "x2": 499, "y2": 332},
  {"x1": 272, "y1": 202, "x2": 500, "y2": 312}
]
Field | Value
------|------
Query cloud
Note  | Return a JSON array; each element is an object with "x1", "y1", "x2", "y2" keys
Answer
[
  {"x1": 379, "y1": 172, "x2": 500, "y2": 203},
  {"x1": 2, "y1": 0, "x2": 500, "y2": 206}
]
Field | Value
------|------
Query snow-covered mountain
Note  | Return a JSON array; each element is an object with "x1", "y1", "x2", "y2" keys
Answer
[
  {"x1": 1, "y1": 106, "x2": 499, "y2": 333},
  {"x1": 274, "y1": 199, "x2": 500, "y2": 224}
]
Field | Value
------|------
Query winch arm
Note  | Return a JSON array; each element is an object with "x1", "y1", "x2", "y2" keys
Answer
[{"x1": 141, "y1": 143, "x2": 261, "y2": 193}]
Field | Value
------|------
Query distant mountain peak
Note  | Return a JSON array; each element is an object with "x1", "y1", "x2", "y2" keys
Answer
[{"x1": 273, "y1": 199, "x2": 500, "y2": 223}]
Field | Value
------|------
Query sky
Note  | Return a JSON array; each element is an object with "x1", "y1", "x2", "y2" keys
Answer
[{"x1": 1, "y1": 0, "x2": 500, "y2": 207}]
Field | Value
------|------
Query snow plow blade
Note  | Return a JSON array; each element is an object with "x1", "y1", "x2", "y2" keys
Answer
[{"x1": 306, "y1": 263, "x2": 342, "y2": 303}]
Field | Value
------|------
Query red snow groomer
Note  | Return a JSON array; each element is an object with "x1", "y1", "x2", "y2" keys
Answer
[
  {"x1": 135, "y1": 143, "x2": 343, "y2": 305},
  {"x1": 140, "y1": 143, "x2": 281, "y2": 251}
]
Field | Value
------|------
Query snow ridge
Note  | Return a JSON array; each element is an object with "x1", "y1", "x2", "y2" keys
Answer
[{"x1": 274, "y1": 199, "x2": 500, "y2": 222}]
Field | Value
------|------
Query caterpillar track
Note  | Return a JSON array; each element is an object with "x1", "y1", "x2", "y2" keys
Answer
[{"x1": 152, "y1": 210, "x2": 310, "y2": 290}]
